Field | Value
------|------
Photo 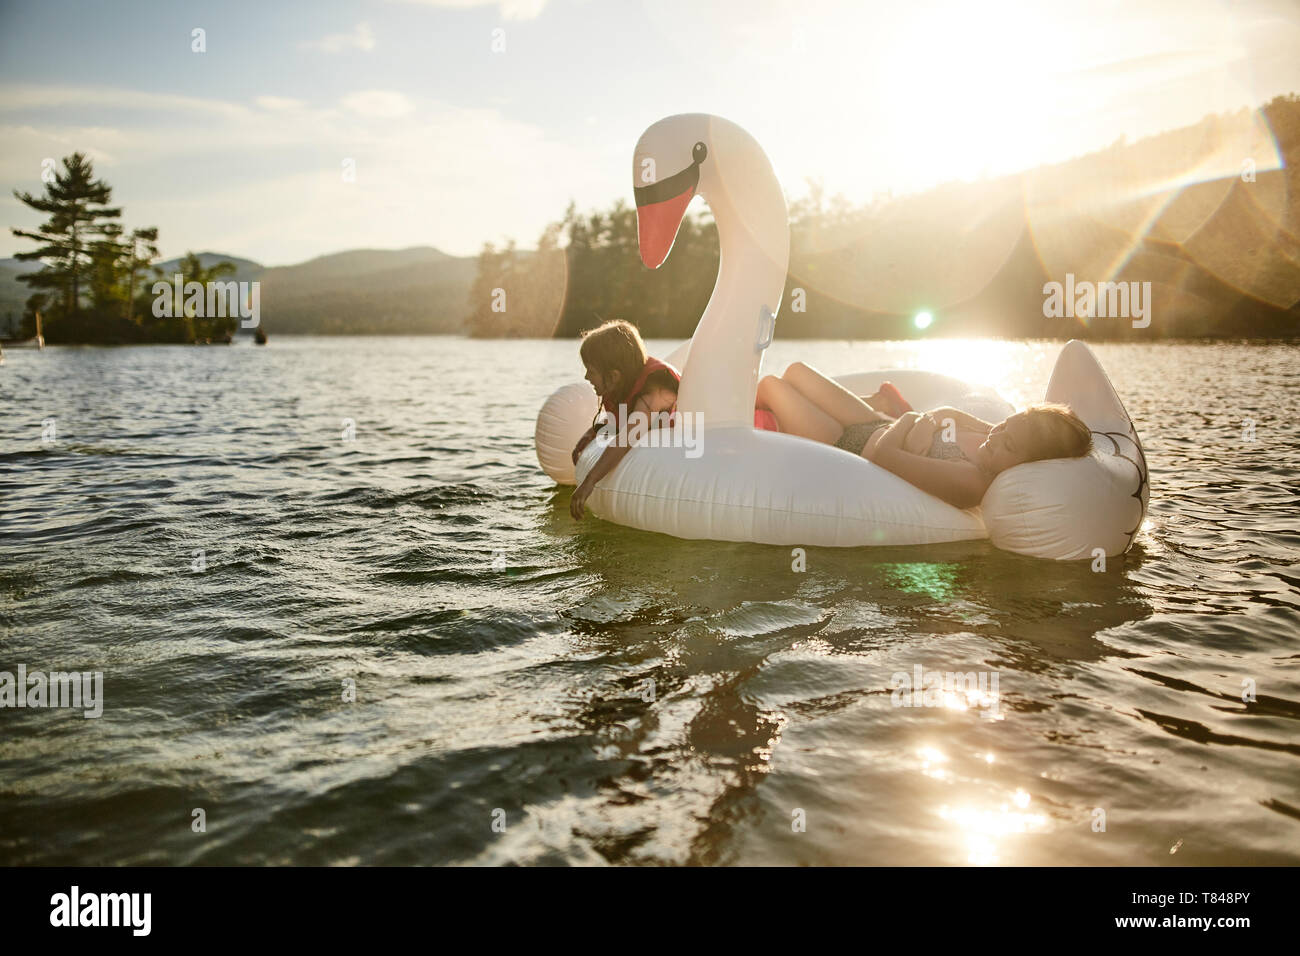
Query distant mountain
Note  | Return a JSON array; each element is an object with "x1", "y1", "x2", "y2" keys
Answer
[
  {"x1": 0, "y1": 257, "x2": 40, "y2": 274},
  {"x1": 0, "y1": 262, "x2": 37, "y2": 329},
  {"x1": 463, "y1": 94, "x2": 1298, "y2": 340},
  {"x1": 153, "y1": 252, "x2": 265, "y2": 286},
  {"x1": 257, "y1": 246, "x2": 475, "y2": 334},
  {"x1": 271, "y1": 246, "x2": 452, "y2": 282},
  {"x1": 0, "y1": 247, "x2": 478, "y2": 336},
  {"x1": 783, "y1": 97, "x2": 1300, "y2": 338}
]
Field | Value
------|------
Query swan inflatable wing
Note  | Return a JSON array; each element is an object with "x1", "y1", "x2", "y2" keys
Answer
[{"x1": 534, "y1": 114, "x2": 1149, "y2": 561}]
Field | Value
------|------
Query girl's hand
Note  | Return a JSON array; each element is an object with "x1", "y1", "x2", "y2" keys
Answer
[
  {"x1": 571, "y1": 443, "x2": 632, "y2": 520},
  {"x1": 570, "y1": 480, "x2": 593, "y2": 520},
  {"x1": 867, "y1": 412, "x2": 919, "y2": 461},
  {"x1": 572, "y1": 424, "x2": 602, "y2": 464},
  {"x1": 573, "y1": 420, "x2": 612, "y2": 463},
  {"x1": 882, "y1": 411, "x2": 920, "y2": 444},
  {"x1": 903, "y1": 413, "x2": 938, "y2": 456}
]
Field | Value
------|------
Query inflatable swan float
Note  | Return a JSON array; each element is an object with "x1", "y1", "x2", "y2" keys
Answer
[{"x1": 535, "y1": 114, "x2": 1149, "y2": 561}]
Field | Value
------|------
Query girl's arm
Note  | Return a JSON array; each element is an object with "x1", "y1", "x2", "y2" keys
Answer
[
  {"x1": 868, "y1": 415, "x2": 987, "y2": 509},
  {"x1": 870, "y1": 448, "x2": 988, "y2": 510},
  {"x1": 570, "y1": 443, "x2": 631, "y2": 519},
  {"x1": 572, "y1": 423, "x2": 602, "y2": 464},
  {"x1": 902, "y1": 414, "x2": 938, "y2": 456},
  {"x1": 571, "y1": 391, "x2": 673, "y2": 520},
  {"x1": 926, "y1": 406, "x2": 994, "y2": 434}
]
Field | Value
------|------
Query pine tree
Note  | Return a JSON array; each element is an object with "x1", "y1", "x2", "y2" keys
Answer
[
  {"x1": 124, "y1": 227, "x2": 159, "y2": 321},
  {"x1": 89, "y1": 221, "x2": 130, "y2": 317},
  {"x1": 11, "y1": 152, "x2": 122, "y2": 330}
]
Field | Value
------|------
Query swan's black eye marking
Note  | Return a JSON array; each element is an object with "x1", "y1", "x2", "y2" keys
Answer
[{"x1": 633, "y1": 142, "x2": 708, "y2": 207}]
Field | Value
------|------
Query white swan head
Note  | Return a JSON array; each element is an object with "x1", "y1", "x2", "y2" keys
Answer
[
  {"x1": 632, "y1": 114, "x2": 788, "y2": 273},
  {"x1": 630, "y1": 114, "x2": 790, "y2": 428},
  {"x1": 633, "y1": 114, "x2": 714, "y2": 268}
]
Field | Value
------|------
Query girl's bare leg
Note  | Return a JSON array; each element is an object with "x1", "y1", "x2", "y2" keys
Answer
[
  {"x1": 756, "y1": 375, "x2": 843, "y2": 445},
  {"x1": 782, "y1": 362, "x2": 891, "y2": 427},
  {"x1": 857, "y1": 388, "x2": 904, "y2": 417}
]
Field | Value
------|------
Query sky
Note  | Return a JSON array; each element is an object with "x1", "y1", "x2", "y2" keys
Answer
[{"x1": 2, "y1": 0, "x2": 1298, "y2": 266}]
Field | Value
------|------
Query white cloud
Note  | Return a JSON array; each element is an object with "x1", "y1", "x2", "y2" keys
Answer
[
  {"x1": 0, "y1": 124, "x2": 122, "y2": 179},
  {"x1": 255, "y1": 95, "x2": 307, "y2": 111},
  {"x1": 390, "y1": 0, "x2": 548, "y2": 22},
  {"x1": 0, "y1": 84, "x2": 605, "y2": 265},
  {"x1": 340, "y1": 90, "x2": 414, "y2": 119},
  {"x1": 302, "y1": 21, "x2": 376, "y2": 54},
  {"x1": 0, "y1": 85, "x2": 251, "y2": 120}
]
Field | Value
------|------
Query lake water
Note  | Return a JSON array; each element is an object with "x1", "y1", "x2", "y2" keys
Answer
[{"x1": 1, "y1": 336, "x2": 1297, "y2": 865}]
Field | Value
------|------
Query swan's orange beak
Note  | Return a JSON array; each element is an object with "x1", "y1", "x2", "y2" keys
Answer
[
  {"x1": 633, "y1": 149, "x2": 704, "y2": 269},
  {"x1": 635, "y1": 186, "x2": 694, "y2": 269}
]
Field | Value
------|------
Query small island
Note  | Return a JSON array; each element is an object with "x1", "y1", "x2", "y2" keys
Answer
[{"x1": 8, "y1": 153, "x2": 242, "y2": 345}]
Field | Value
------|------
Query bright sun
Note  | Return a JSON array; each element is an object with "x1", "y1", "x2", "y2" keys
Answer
[{"x1": 870, "y1": 2, "x2": 1063, "y2": 186}]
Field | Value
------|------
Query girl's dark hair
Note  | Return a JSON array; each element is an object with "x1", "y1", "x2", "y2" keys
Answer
[{"x1": 580, "y1": 319, "x2": 647, "y2": 415}]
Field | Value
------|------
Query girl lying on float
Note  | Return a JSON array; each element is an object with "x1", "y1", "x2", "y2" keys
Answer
[{"x1": 568, "y1": 319, "x2": 1091, "y2": 521}]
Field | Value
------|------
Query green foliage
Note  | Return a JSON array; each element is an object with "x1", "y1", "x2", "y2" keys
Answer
[
  {"x1": 153, "y1": 252, "x2": 239, "y2": 342},
  {"x1": 466, "y1": 200, "x2": 720, "y2": 339},
  {"x1": 11, "y1": 152, "x2": 121, "y2": 339},
  {"x1": 9, "y1": 153, "x2": 233, "y2": 344}
]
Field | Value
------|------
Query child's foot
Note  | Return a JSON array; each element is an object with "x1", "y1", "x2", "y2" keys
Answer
[{"x1": 875, "y1": 381, "x2": 912, "y2": 417}]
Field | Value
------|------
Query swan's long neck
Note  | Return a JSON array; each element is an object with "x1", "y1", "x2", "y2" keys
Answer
[{"x1": 675, "y1": 147, "x2": 790, "y2": 429}]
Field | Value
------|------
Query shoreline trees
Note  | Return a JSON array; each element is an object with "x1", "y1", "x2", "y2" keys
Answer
[{"x1": 10, "y1": 153, "x2": 236, "y2": 344}]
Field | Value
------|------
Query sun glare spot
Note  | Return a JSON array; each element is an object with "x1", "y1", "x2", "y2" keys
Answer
[
  {"x1": 918, "y1": 746, "x2": 947, "y2": 766},
  {"x1": 938, "y1": 799, "x2": 1050, "y2": 866}
]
